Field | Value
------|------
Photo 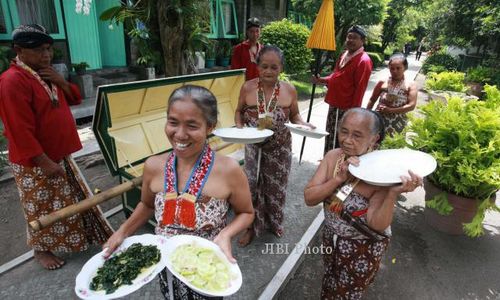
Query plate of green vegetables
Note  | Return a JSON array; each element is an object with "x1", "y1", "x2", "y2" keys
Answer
[
  {"x1": 165, "y1": 235, "x2": 242, "y2": 297},
  {"x1": 75, "y1": 234, "x2": 169, "y2": 299}
]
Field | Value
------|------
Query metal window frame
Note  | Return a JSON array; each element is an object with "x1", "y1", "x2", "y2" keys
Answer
[
  {"x1": 0, "y1": 0, "x2": 66, "y2": 41},
  {"x1": 218, "y1": 0, "x2": 238, "y2": 39}
]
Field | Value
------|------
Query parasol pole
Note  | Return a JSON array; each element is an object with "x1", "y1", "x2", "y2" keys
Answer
[
  {"x1": 299, "y1": 49, "x2": 322, "y2": 164},
  {"x1": 299, "y1": 0, "x2": 336, "y2": 164}
]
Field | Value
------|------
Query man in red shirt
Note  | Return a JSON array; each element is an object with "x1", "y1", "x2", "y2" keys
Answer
[
  {"x1": 0, "y1": 24, "x2": 112, "y2": 270},
  {"x1": 312, "y1": 25, "x2": 373, "y2": 154},
  {"x1": 231, "y1": 17, "x2": 262, "y2": 80}
]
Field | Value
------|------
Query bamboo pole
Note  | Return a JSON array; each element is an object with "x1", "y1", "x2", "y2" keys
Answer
[
  {"x1": 29, "y1": 176, "x2": 143, "y2": 232},
  {"x1": 27, "y1": 141, "x2": 236, "y2": 232}
]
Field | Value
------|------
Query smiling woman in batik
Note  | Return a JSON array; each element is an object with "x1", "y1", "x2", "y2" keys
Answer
[
  {"x1": 367, "y1": 53, "x2": 418, "y2": 136},
  {"x1": 234, "y1": 45, "x2": 314, "y2": 246},
  {"x1": 304, "y1": 108, "x2": 423, "y2": 299},
  {"x1": 103, "y1": 85, "x2": 254, "y2": 300}
]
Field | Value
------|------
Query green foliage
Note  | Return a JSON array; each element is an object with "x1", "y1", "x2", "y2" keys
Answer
[
  {"x1": 216, "y1": 40, "x2": 232, "y2": 58},
  {"x1": 365, "y1": 41, "x2": 383, "y2": 53},
  {"x1": 421, "y1": 50, "x2": 459, "y2": 74},
  {"x1": 483, "y1": 84, "x2": 500, "y2": 108},
  {"x1": 425, "y1": 192, "x2": 453, "y2": 215},
  {"x1": 403, "y1": 97, "x2": 500, "y2": 236},
  {"x1": 260, "y1": 19, "x2": 312, "y2": 75},
  {"x1": 71, "y1": 62, "x2": 90, "y2": 73},
  {"x1": 367, "y1": 52, "x2": 384, "y2": 68},
  {"x1": 425, "y1": 71, "x2": 466, "y2": 92},
  {"x1": 380, "y1": 130, "x2": 408, "y2": 149},
  {"x1": 205, "y1": 40, "x2": 216, "y2": 59},
  {"x1": 0, "y1": 46, "x2": 15, "y2": 74},
  {"x1": 465, "y1": 66, "x2": 494, "y2": 85}
]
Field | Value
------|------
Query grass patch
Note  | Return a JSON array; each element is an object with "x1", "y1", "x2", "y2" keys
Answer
[{"x1": 289, "y1": 73, "x2": 326, "y2": 100}]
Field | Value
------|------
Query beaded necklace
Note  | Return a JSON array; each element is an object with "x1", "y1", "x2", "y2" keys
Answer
[
  {"x1": 161, "y1": 144, "x2": 215, "y2": 229},
  {"x1": 256, "y1": 80, "x2": 280, "y2": 130},
  {"x1": 15, "y1": 57, "x2": 59, "y2": 107},
  {"x1": 329, "y1": 153, "x2": 360, "y2": 214}
]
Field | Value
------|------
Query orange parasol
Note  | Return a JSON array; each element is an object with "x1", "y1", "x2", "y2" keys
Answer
[{"x1": 300, "y1": 0, "x2": 336, "y2": 164}]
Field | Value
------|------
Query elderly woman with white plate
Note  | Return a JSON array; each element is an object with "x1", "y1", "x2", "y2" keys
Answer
[
  {"x1": 304, "y1": 107, "x2": 423, "y2": 299},
  {"x1": 234, "y1": 45, "x2": 314, "y2": 246}
]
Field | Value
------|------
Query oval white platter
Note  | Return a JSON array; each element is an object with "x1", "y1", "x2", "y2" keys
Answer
[
  {"x1": 75, "y1": 234, "x2": 169, "y2": 300},
  {"x1": 164, "y1": 235, "x2": 242, "y2": 297},
  {"x1": 348, "y1": 148, "x2": 437, "y2": 186},
  {"x1": 285, "y1": 123, "x2": 329, "y2": 139},
  {"x1": 213, "y1": 127, "x2": 273, "y2": 144}
]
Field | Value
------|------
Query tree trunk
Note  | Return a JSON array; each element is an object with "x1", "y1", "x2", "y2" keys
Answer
[{"x1": 156, "y1": 1, "x2": 196, "y2": 76}]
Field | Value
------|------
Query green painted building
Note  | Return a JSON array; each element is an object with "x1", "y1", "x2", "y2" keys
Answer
[{"x1": 0, "y1": 0, "x2": 126, "y2": 70}]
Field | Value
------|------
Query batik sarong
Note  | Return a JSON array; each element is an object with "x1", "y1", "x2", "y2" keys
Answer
[
  {"x1": 377, "y1": 78, "x2": 410, "y2": 136},
  {"x1": 11, "y1": 157, "x2": 113, "y2": 252},
  {"x1": 324, "y1": 107, "x2": 346, "y2": 155},
  {"x1": 155, "y1": 191, "x2": 228, "y2": 300},
  {"x1": 242, "y1": 105, "x2": 292, "y2": 237},
  {"x1": 321, "y1": 226, "x2": 390, "y2": 300}
]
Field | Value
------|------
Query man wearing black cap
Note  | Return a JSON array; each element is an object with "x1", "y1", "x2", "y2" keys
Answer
[
  {"x1": 0, "y1": 24, "x2": 112, "y2": 270},
  {"x1": 312, "y1": 25, "x2": 373, "y2": 154},
  {"x1": 231, "y1": 17, "x2": 262, "y2": 80}
]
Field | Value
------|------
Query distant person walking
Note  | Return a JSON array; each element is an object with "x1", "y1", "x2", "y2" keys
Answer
[
  {"x1": 404, "y1": 43, "x2": 411, "y2": 57},
  {"x1": 415, "y1": 41, "x2": 424, "y2": 61},
  {"x1": 0, "y1": 24, "x2": 112, "y2": 270},
  {"x1": 231, "y1": 17, "x2": 262, "y2": 80},
  {"x1": 367, "y1": 53, "x2": 417, "y2": 136},
  {"x1": 311, "y1": 25, "x2": 373, "y2": 154}
]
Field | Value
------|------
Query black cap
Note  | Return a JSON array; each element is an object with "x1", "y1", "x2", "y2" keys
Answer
[
  {"x1": 12, "y1": 24, "x2": 53, "y2": 48},
  {"x1": 246, "y1": 17, "x2": 261, "y2": 29},
  {"x1": 347, "y1": 25, "x2": 367, "y2": 39}
]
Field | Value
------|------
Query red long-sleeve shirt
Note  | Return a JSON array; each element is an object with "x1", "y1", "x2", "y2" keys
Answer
[
  {"x1": 0, "y1": 63, "x2": 82, "y2": 166},
  {"x1": 230, "y1": 40, "x2": 260, "y2": 80},
  {"x1": 324, "y1": 51, "x2": 372, "y2": 109}
]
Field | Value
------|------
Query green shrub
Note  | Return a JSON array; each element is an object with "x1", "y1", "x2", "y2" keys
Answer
[
  {"x1": 0, "y1": 46, "x2": 15, "y2": 74},
  {"x1": 422, "y1": 51, "x2": 459, "y2": 74},
  {"x1": 483, "y1": 84, "x2": 500, "y2": 108},
  {"x1": 367, "y1": 52, "x2": 384, "y2": 67},
  {"x1": 465, "y1": 66, "x2": 493, "y2": 85},
  {"x1": 388, "y1": 96, "x2": 500, "y2": 237},
  {"x1": 365, "y1": 41, "x2": 383, "y2": 52},
  {"x1": 216, "y1": 39, "x2": 232, "y2": 58},
  {"x1": 260, "y1": 19, "x2": 313, "y2": 75},
  {"x1": 425, "y1": 71, "x2": 466, "y2": 92}
]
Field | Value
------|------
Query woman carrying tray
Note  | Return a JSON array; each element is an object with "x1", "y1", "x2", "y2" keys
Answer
[
  {"x1": 234, "y1": 45, "x2": 314, "y2": 246},
  {"x1": 367, "y1": 53, "x2": 418, "y2": 136},
  {"x1": 304, "y1": 108, "x2": 423, "y2": 299},
  {"x1": 103, "y1": 85, "x2": 254, "y2": 299}
]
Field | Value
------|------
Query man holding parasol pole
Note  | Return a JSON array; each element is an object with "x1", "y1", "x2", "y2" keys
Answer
[{"x1": 311, "y1": 24, "x2": 372, "y2": 156}]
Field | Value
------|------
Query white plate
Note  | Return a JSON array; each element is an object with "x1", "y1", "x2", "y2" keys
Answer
[
  {"x1": 213, "y1": 127, "x2": 273, "y2": 144},
  {"x1": 164, "y1": 235, "x2": 242, "y2": 297},
  {"x1": 348, "y1": 149, "x2": 437, "y2": 186},
  {"x1": 75, "y1": 234, "x2": 169, "y2": 300},
  {"x1": 285, "y1": 123, "x2": 329, "y2": 139}
]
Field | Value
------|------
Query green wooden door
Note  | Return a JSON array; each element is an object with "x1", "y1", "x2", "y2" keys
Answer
[
  {"x1": 95, "y1": 0, "x2": 126, "y2": 67},
  {"x1": 62, "y1": 0, "x2": 101, "y2": 69}
]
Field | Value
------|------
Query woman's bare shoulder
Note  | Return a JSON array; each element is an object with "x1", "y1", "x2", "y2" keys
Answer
[{"x1": 144, "y1": 153, "x2": 168, "y2": 173}]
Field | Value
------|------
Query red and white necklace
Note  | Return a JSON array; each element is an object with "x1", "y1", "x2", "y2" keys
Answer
[
  {"x1": 15, "y1": 57, "x2": 59, "y2": 107},
  {"x1": 256, "y1": 80, "x2": 280, "y2": 130}
]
